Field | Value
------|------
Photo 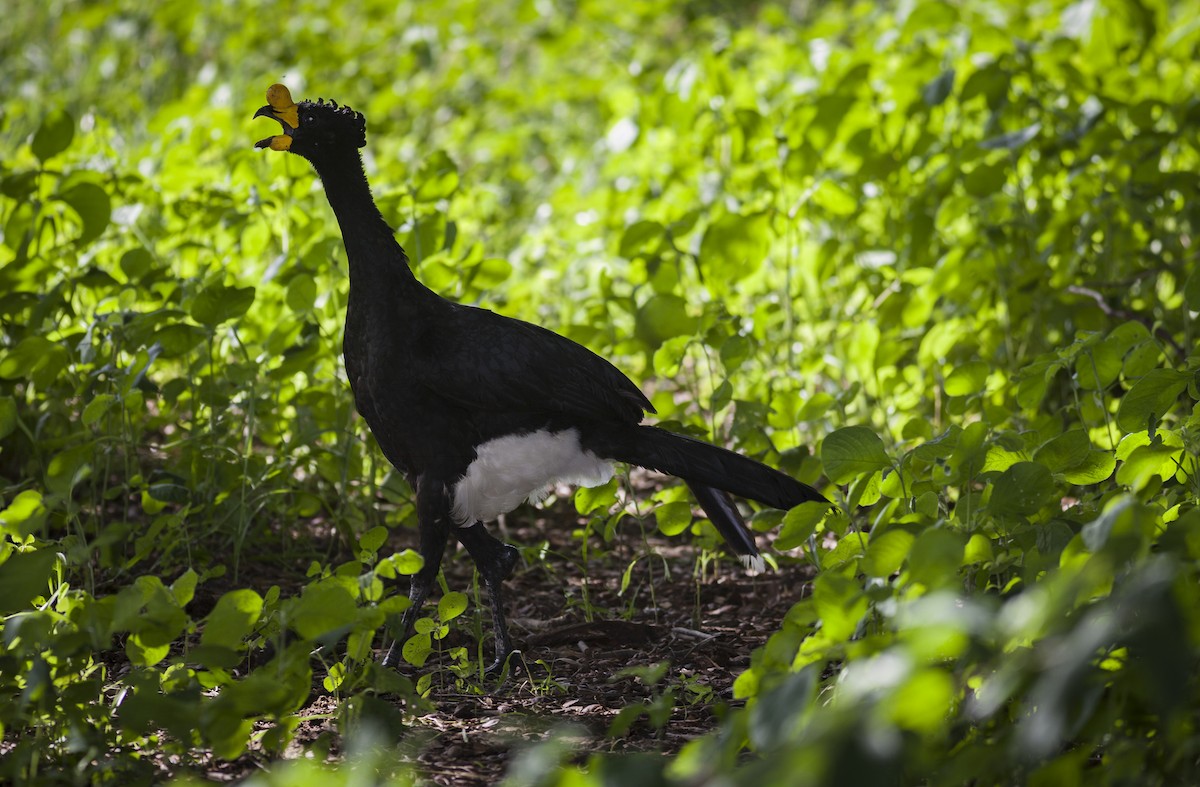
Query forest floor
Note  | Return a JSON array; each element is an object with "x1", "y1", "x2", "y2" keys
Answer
[{"x1": 168, "y1": 496, "x2": 815, "y2": 785}]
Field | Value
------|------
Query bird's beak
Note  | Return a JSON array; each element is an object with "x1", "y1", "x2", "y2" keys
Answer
[{"x1": 253, "y1": 83, "x2": 299, "y2": 151}]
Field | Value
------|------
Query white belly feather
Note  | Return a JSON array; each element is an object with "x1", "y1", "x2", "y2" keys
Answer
[{"x1": 450, "y1": 429, "x2": 613, "y2": 525}]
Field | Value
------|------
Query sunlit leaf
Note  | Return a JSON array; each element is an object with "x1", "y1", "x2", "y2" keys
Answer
[
  {"x1": 822, "y1": 426, "x2": 890, "y2": 484},
  {"x1": 32, "y1": 109, "x2": 74, "y2": 161}
]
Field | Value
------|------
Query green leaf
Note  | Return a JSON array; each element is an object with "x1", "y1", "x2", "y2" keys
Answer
[
  {"x1": 699, "y1": 211, "x2": 769, "y2": 283},
  {"x1": 0, "y1": 336, "x2": 70, "y2": 388},
  {"x1": 655, "y1": 501, "x2": 693, "y2": 536},
  {"x1": 58, "y1": 182, "x2": 111, "y2": 245},
  {"x1": 1062, "y1": 451, "x2": 1115, "y2": 485},
  {"x1": 922, "y1": 68, "x2": 955, "y2": 107},
  {"x1": 171, "y1": 569, "x2": 198, "y2": 607},
  {"x1": 821, "y1": 426, "x2": 890, "y2": 484},
  {"x1": 437, "y1": 591, "x2": 468, "y2": 622},
  {"x1": 945, "y1": 361, "x2": 989, "y2": 396},
  {"x1": 980, "y1": 122, "x2": 1041, "y2": 150},
  {"x1": 0, "y1": 549, "x2": 59, "y2": 615},
  {"x1": 403, "y1": 632, "x2": 432, "y2": 667},
  {"x1": 635, "y1": 294, "x2": 692, "y2": 347},
  {"x1": 811, "y1": 180, "x2": 858, "y2": 216},
  {"x1": 189, "y1": 283, "x2": 256, "y2": 327},
  {"x1": 0, "y1": 396, "x2": 17, "y2": 441},
  {"x1": 31, "y1": 109, "x2": 75, "y2": 161},
  {"x1": 1034, "y1": 430, "x2": 1091, "y2": 473},
  {"x1": 285, "y1": 274, "x2": 316, "y2": 312},
  {"x1": 46, "y1": 444, "x2": 93, "y2": 496},
  {"x1": 358, "y1": 526, "x2": 388, "y2": 554},
  {"x1": 376, "y1": 549, "x2": 424, "y2": 578},
  {"x1": 773, "y1": 502, "x2": 827, "y2": 550},
  {"x1": 0, "y1": 490, "x2": 48, "y2": 540},
  {"x1": 82, "y1": 394, "x2": 117, "y2": 427},
  {"x1": 989, "y1": 462, "x2": 1054, "y2": 518},
  {"x1": 812, "y1": 572, "x2": 867, "y2": 642},
  {"x1": 414, "y1": 150, "x2": 460, "y2": 201},
  {"x1": 1116, "y1": 369, "x2": 1191, "y2": 434},
  {"x1": 288, "y1": 581, "x2": 355, "y2": 640},
  {"x1": 1185, "y1": 270, "x2": 1200, "y2": 311},
  {"x1": 467, "y1": 257, "x2": 513, "y2": 289},
  {"x1": 575, "y1": 478, "x2": 618, "y2": 515},
  {"x1": 201, "y1": 589, "x2": 264, "y2": 650},
  {"x1": 619, "y1": 220, "x2": 666, "y2": 259},
  {"x1": 906, "y1": 528, "x2": 966, "y2": 588},
  {"x1": 863, "y1": 529, "x2": 915, "y2": 577}
]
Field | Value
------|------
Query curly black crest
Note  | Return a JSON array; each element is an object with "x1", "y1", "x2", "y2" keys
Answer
[{"x1": 298, "y1": 97, "x2": 367, "y2": 148}]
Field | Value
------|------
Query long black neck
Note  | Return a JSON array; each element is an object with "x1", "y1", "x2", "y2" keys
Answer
[{"x1": 306, "y1": 147, "x2": 416, "y2": 290}]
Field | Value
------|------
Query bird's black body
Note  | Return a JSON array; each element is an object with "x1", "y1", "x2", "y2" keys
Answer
[{"x1": 254, "y1": 86, "x2": 827, "y2": 672}]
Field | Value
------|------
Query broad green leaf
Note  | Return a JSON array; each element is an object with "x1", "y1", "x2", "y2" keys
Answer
[
  {"x1": 619, "y1": 220, "x2": 667, "y2": 259},
  {"x1": 906, "y1": 528, "x2": 966, "y2": 588},
  {"x1": 980, "y1": 122, "x2": 1041, "y2": 150},
  {"x1": 885, "y1": 668, "x2": 955, "y2": 734},
  {"x1": 1185, "y1": 270, "x2": 1200, "y2": 311},
  {"x1": 358, "y1": 526, "x2": 388, "y2": 554},
  {"x1": 0, "y1": 549, "x2": 58, "y2": 615},
  {"x1": 467, "y1": 257, "x2": 513, "y2": 289},
  {"x1": 699, "y1": 211, "x2": 769, "y2": 283},
  {"x1": 945, "y1": 361, "x2": 989, "y2": 396},
  {"x1": 1062, "y1": 452, "x2": 1116, "y2": 485},
  {"x1": 414, "y1": 150, "x2": 459, "y2": 201},
  {"x1": 437, "y1": 591, "x2": 468, "y2": 622},
  {"x1": 171, "y1": 569, "x2": 198, "y2": 607},
  {"x1": 989, "y1": 462, "x2": 1054, "y2": 518},
  {"x1": 201, "y1": 589, "x2": 264, "y2": 650},
  {"x1": 288, "y1": 581, "x2": 355, "y2": 640},
  {"x1": 655, "y1": 501, "x2": 693, "y2": 536},
  {"x1": 82, "y1": 394, "x2": 117, "y2": 427},
  {"x1": 0, "y1": 336, "x2": 70, "y2": 388},
  {"x1": 575, "y1": 478, "x2": 618, "y2": 515},
  {"x1": 774, "y1": 502, "x2": 827, "y2": 551},
  {"x1": 0, "y1": 490, "x2": 48, "y2": 539},
  {"x1": 58, "y1": 181, "x2": 111, "y2": 244},
  {"x1": 822, "y1": 426, "x2": 890, "y2": 484},
  {"x1": 812, "y1": 180, "x2": 858, "y2": 216},
  {"x1": 652, "y1": 335, "x2": 692, "y2": 377},
  {"x1": 32, "y1": 109, "x2": 74, "y2": 161},
  {"x1": 635, "y1": 294, "x2": 692, "y2": 347},
  {"x1": 0, "y1": 396, "x2": 16, "y2": 440},
  {"x1": 46, "y1": 444, "x2": 93, "y2": 496},
  {"x1": 1116, "y1": 369, "x2": 1191, "y2": 434},
  {"x1": 1034, "y1": 430, "x2": 1091, "y2": 473},
  {"x1": 863, "y1": 528, "x2": 915, "y2": 577},
  {"x1": 922, "y1": 68, "x2": 955, "y2": 107},
  {"x1": 285, "y1": 274, "x2": 316, "y2": 312},
  {"x1": 376, "y1": 549, "x2": 424, "y2": 578},
  {"x1": 812, "y1": 572, "x2": 867, "y2": 642},
  {"x1": 189, "y1": 284, "x2": 256, "y2": 327}
]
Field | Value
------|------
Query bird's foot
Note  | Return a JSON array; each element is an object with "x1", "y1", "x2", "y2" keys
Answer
[{"x1": 483, "y1": 649, "x2": 521, "y2": 679}]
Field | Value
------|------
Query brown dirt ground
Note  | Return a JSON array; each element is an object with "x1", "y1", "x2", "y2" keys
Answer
[{"x1": 103, "y1": 493, "x2": 817, "y2": 784}]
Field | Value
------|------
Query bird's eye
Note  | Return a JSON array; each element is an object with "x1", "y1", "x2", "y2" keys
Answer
[{"x1": 304, "y1": 114, "x2": 314, "y2": 124}]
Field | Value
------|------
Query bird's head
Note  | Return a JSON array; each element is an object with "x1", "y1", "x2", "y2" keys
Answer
[{"x1": 253, "y1": 83, "x2": 367, "y2": 159}]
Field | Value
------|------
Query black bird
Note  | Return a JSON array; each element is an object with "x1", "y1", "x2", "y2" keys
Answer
[{"x1": 253, "y1": 84, "x2": 827, "y2": 673}]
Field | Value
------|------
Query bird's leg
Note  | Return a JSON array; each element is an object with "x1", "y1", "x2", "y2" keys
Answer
[
  {"x1": 380, "y1": 477, "x2": 452, "y2": 669},
  {"x1": 456, "y1": 522, "x2": 520, "y2": 675}
]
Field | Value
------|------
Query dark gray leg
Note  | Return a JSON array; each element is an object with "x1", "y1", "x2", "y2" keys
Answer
[
  {"x1": 380, "y1": 477, "x2": 452, "y2": 669},
  {"x1": 456, "y1": 522, "x2": 520, "y2": 674}
]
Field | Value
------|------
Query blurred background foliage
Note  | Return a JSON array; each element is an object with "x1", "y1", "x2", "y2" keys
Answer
[{"x1": 4, "y1": 0, "x2": 1200, "y2": 783}]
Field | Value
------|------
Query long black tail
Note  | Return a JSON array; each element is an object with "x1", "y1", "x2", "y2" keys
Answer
[
  {"x1": 589, "y1": 425, "x2": 827, "y2": 561},
  {"x1": 593, "y1": 425, "x2": 826, "y2": 509}
]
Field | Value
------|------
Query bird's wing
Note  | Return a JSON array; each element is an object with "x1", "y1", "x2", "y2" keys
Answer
[{"x1": 412, "y1": 304, "x2": 654, "y2": 424}]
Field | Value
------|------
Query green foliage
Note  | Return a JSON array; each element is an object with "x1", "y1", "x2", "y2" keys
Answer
[{"x1": 4, "y1": 0, "x2": 1200, "y2": 783}]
